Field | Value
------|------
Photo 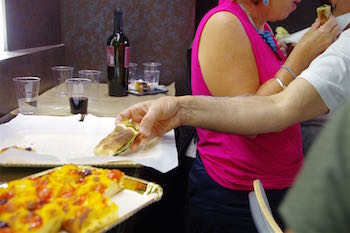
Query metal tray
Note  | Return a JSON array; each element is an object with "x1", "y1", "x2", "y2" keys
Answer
[
  {"x1": 0, "y1": 159, "x2": 141, "y2": 169},
  {"x1": 0, "y1": 166, "x2": 163, "y2": 233}
]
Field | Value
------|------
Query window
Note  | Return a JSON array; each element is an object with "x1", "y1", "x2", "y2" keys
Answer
[{"x1": 0, "y1": 0, "x2": 7, "y2": 51}]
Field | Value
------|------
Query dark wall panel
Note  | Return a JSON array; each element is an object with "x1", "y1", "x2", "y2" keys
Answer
[
  {"x1": 270, "y1": 1, "x2": 321, "y2": 33},
  {"x1": 0, "y1": 47, "x2": 65, "y2": 116},
  {"x1": 5, "y1": 0, "x2": 61, "y2": 51},
  {"x1": 61, "y1": 0, "x2": 196, "y2": 86},
  {"x1": 195, "y1": 0, "x2": 218, "y2": 31}
]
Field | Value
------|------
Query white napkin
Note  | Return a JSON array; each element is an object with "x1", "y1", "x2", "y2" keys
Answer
[
  {"x1": 0, "y1": 114, "x2": 178, "y2": 173},
  {"x1": 280, "y1": 12, "x2": 350, "y2": 44}
]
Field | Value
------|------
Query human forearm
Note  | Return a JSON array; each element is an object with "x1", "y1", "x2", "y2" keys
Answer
[
  {"x1": 117, "y1": 79, "x2": 329, "y2": 140},
  {"x1": 177, "y1": 95, "x2": 290, "y2": 135},
  {"x1": 178, "y1": 79, "x2": 329, "y2": 135},
  {"x1": 257, "y1": 17, "x2": 338, "y2": 96},
  {"x1": 256, "y1": 41, "x2": 319, "y2": 96}
]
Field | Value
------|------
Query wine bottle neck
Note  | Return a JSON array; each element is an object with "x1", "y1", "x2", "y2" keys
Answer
[{"x1": 114, "y1": 10, "x2": 123, "y2": 34}]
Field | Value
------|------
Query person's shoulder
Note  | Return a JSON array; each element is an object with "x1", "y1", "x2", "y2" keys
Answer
[
  {"x1": 204, "y1": 10, "x2": 247, "y2": 40},
  {"x1": 338, "y1": 28, "x2": 350, "y2": 38},
  {"x1": 207, "y1": 10, "x2": 241, "y2": 28},
  {"x1": 341, "y1": 27, "x2": 350, "y2": 34},
  {"x1": 325, "y1": 28, "x2": 350, "y2": 55}
]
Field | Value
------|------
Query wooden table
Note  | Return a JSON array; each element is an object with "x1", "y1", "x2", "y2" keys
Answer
[{"x1": 0, "y1": 83, "x2": 175, "y2": 183}]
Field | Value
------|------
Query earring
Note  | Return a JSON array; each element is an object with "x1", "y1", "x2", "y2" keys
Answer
[{"x1": 263, "y1": 0, "x2": 269, "y2": 6}]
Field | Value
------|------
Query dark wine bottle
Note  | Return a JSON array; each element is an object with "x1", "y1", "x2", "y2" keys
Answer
[{"x1": 106, "y1": 8, "x2": 130, "y2": 96}]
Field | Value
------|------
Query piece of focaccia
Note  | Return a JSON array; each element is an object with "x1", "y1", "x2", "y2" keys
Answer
[
  {"x1": 0, "y1": 165, "x2": 125, "y2": 233},
  {"x1": 94, "y1": 120, "x2": 140, "y2": 156},
  {"x1": 61, "y1": 192, "x2": 118, "y2": 233},
  {"x1": 317, "y1": 4, "x2": 331, "y2": 25}
]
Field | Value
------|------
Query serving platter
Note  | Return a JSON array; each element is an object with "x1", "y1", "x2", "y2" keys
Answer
[{"x1": 0, "y1": 165, "x2": 163, "y2": 232}]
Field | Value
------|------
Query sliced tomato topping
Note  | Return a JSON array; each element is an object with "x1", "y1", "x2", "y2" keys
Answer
[
  {"x1": 36, "y1": 187, "x2": 52, "y2": 203},
  {"x1": 107, "y1": 170, "x2": 123, "y2": 182},
  {"x1": 74, "y1": 194, "x2": 87, "y2": 205},
  {"x1": 58, "y1": 185, "x2": 76, "y2": 198},
  {"x1": 21, "y1": 212, "x2": 43, "y2": 229},
  {"x1": 0, "y1": 228, "x2": 14, "y2": 233},
  {"x1": 95, "y1": 184, "x2": 107, "y2": 194}
]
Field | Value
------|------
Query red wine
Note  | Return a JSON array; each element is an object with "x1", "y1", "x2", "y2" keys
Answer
[
  {"x1": 106, "y1": 8, "x2": 130, "y2": 96},
  {"x1": 69, "y1": 97, "x2": 88, "y2": 114}
]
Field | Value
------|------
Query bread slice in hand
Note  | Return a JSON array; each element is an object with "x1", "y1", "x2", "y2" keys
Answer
[
  {"x1": 94, "y1": 121, "x2": 140, "y2": 156},
  {"x1": 317, "y1": 4, "x2": 331, "y2": 25}
]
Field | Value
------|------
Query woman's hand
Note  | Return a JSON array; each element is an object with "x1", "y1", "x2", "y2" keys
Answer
[
  {"x1": 291, "y1": 16, "x2": 339, "y2": 64},
  {"x1": 277, "y1": 38, "x2": 288, "y2": 57},
  {"x1": 115, "y1": 97, "x2": 182, "y2": 149}
]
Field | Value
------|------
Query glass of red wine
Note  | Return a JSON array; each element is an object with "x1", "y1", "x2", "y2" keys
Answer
[{"x1": 65, "y1": 78, "x2": 91, "y2": 115}]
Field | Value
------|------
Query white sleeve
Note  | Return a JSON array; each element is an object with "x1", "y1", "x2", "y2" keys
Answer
[{"x1": 299, "y1": 29, "x2": 350, "y2": 113}]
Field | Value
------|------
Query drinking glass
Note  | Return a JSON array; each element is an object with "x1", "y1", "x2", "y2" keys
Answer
[
  {"x1": 143, "y1": 62, "x2": 161, "y2": 90},
  {"x1": 52, "y1": 66, "x2": 74, "y2": 96},
  {"x1": 78, "y1": 70, "x2": 101, "y2": 101},
  {"x1": 144, "y1": 70, "x2": 160, "y2": 90},
  {"x1": 129, "y1": 63, "x2": 138, "y2": 83},
  {"x1": 65, "y1": 78, "x2": 91, "y2": 114},
  {"x1": 13, "y1": 77, "x2": 40, "y2": 114}
]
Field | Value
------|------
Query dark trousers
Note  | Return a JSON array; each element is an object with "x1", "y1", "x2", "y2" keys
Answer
[{"x1": 187, "y1": 156, "x2": 287, "y2": 233}]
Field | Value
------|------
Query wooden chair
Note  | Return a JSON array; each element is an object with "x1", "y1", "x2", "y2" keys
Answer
[{"x1": 248, "y1": 179, "x2": 283, "y2": 233}]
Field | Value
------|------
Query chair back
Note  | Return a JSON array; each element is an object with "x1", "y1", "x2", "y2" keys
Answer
[{"x1": 248, "y1": 179, "x2": 283, "y2": 233}]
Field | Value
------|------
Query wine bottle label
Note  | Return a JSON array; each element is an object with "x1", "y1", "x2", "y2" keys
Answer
[
  {"x1": 124, "y1": 47, "x2": 130, "y2": 68},
  {"x1": 106, "y1": 46, "x2": 115, "y2": 67}
]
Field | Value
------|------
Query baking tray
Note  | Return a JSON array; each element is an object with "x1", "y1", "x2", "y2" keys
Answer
[{"x1": 0, "y1": 165, "x2": 163, "y2": 233}]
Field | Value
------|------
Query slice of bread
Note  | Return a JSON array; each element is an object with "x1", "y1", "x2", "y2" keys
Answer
[{"x1": 317, "y1": 4, "x2": 331, "y2": 25}]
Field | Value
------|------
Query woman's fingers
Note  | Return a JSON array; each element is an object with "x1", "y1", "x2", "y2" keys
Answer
[
  {"x1": 130, "y1": 136, "x2": 142, "y2": 151},
  {"x1": 320, "y1": 15, "x2": 337, "y2": 30},
  {"x1": 310, "y1": 18, "x2": 321, "y2": 31},
  {"x1": 115, "y1": 101, "x2": 153, "y2": 125},
  {"x1": 331, "y1": 24, "x2": 340, "y2": 41}
]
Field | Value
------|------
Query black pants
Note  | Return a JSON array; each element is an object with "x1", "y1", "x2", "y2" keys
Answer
[{"x1": 187, "y1": 155, "x2": 287, "y2": 233}]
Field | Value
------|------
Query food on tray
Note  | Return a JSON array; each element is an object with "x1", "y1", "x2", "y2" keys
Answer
[
  {"x1": 0, "y1": 164, "x2": 125, "y2": 233},
  {"x1": 0, "y1": 145, "x2": 34, "y2": 153},
  {"x1": 274, "y1": 26, "x2": 294, "y2": 56},
  {"x1": 317, "y1": 4, "x2": 331, "y2": 25},
  {"x1": 94, "y1": 119, "x2": 140, "y2": 156},
  {"x1": 275, "y1": 26, "x2": 290, "y2": 40},
  {"x1": 135, "y1": 80, "x2": 150, "y2": 93}
]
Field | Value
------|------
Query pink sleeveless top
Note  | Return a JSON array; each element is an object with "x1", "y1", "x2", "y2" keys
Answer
[{"x1": 191, "y1": 1, "x2": 303, "y2": 190}]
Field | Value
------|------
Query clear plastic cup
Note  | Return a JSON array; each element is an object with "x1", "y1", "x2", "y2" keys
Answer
[
  {"x1": 65, "y1": 78, "x2": 91, "y2": 114},
  {"x1": 78, "y1": 70, "x2": 101, "y2": 101},
  {"x1": 129, "y1": 63, "x2": 138, "y2": 83},
  {"x1": 143, "y1": 62, "x2": 161, "y2": 71},
  {"x1": 144, "y1": 70, "x2": 160, "y2": 90},
  {"x1": 13, "y1": 77, "x2": 40, "y2": 114},
  {"x1": 143, "y1": 62, "x2": 161, "y2": 90},
  {"x1": 52, "y1": 66, "x2": 74, "y2": 96}
]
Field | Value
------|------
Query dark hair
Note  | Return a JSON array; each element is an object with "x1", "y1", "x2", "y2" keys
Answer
[
  {"x1": 233, "y1": 0, "x2": 259, "y2": 5},
  {"x1": 320, "y1": 0, "x2": 331, "y2": 5}
]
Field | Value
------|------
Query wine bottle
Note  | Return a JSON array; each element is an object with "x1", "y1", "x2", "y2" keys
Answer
[{"x1": 106, "y1": 8, "x2": 130, "y2": 96}]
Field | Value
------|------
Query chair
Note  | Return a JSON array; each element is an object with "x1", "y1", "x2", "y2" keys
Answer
[{"x1": 248, "y1": 179, "x2": 283, "y2": 233}]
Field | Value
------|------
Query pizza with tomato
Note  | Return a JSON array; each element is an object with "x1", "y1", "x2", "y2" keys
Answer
[{"x1": 0, "y1": 164, "x2": 124, "y2": 233}]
